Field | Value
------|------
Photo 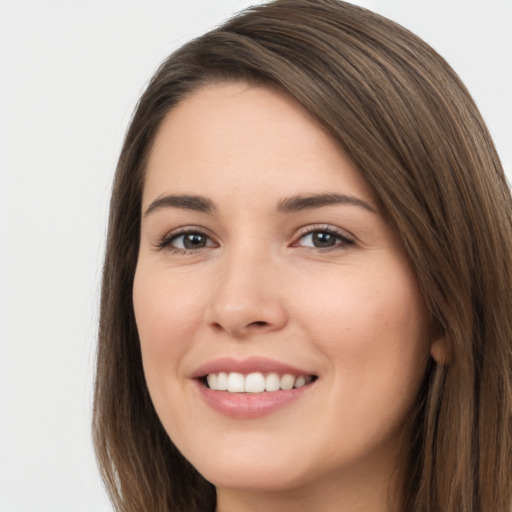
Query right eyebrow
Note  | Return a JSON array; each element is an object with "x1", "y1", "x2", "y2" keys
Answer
[{"x1": 143, "y1": 194, "x2": 216, "y2": 217}]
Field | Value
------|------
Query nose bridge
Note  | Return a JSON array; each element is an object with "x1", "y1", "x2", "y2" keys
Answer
[{"x1": 206, "y1": 239, "x2": 286, "y2": 336}]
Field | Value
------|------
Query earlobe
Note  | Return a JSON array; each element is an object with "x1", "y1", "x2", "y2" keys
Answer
[{"x1": 430, "y1": 336, "x2": 452, "y2": 365}]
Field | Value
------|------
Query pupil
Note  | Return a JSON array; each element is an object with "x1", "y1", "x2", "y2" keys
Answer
[
  {"x1": 184, "y1": 233, "x2": 205, "y2": 249},
  {"x1": 313, "y1": 232, "x2": 335, "y2": 247}
]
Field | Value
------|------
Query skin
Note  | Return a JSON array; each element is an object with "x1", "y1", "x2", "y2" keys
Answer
[{"x1": 133, "y1": 82, "x2": 436, "y2": 512}]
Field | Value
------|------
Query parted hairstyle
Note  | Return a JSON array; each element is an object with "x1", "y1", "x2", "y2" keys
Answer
[{"x1": 93, "y1": 1, "x2": 512, "y2": 511}]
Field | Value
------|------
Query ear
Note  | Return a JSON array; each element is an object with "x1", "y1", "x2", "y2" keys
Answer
[{"x1": 430, "y1": 336, "x2": 452, "y2": 364}]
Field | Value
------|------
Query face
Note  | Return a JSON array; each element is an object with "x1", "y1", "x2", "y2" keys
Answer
[{"x1": 133, "y1": 82, "x2": 431, "y2": 502}]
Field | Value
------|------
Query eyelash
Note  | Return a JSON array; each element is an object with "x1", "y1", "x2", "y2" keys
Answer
[
  {"x1": 155, "y1": 225, "x2": 355, "y2": 254},
  {"x1": 155, "y1": 227, "x2": 215, "y2": 254},
  {"x1": 293, "y1": 224, "x2": 355, "y2": 252}
]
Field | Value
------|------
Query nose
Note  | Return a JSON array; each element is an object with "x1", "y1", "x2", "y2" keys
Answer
[{"x1": 205, "y1": 249, "x2": 288, "y2": 338}]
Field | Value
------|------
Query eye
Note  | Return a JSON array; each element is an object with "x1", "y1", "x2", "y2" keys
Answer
[
  {"x1": 295, "y1": 227, "x2": 354, "y2": 250},
  {"x1": 157, "y1": 229, "x2": 217, "y2": 252},
  {"x1": 172, "y1": 232, "x2": 211, "y2": 249}
]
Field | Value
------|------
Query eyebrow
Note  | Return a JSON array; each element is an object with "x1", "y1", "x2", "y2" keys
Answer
[
  {"x1": 144, "y1": 194, "x2": 216, "y2": 216},
  {"x1": 277, "y1": 193, "x2": 377, "y2": 214},
  {"x1": 143, "y1": 192, "x2": 377, "y2": 217}
]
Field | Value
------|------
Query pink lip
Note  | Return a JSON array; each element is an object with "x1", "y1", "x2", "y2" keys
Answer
[
  {"x1": 190, "y1": 356, "x2": 317, "y2": 419},
  {"x1": 191, "y1": 356, "x2": 313, "y2": 378},
  {"x1": 194, "y1": 381, "x2": 314, "y2": 419}
]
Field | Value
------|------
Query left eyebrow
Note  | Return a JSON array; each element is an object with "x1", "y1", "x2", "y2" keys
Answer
[{"x1": 276, "y1": 193, "x2": 377, "y2": 214}]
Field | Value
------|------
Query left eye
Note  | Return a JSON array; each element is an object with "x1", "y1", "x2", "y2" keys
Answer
[{"x1": 297, "y1": 230, "x2": 352, "y2": 249}]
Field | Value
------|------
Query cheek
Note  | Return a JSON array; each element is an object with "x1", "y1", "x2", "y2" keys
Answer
[
  {"x1": 293, "y1": 261, "x2": 429, "y2": 397},
  {"x1": 132, "y1": 265, "x2": 205, "y2": 387},
  {"x1": 298, "y1": 261, "x2": 424, "y2": 336}
]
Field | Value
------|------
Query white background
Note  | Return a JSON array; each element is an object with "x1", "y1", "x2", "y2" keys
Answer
[{"x1": 0, "y1": 1, "x2": 510, "y2": 511}]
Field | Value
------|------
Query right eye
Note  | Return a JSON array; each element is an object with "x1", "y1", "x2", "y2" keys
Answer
[{"x1": 158, "y1": 229, "x2": 217, "y2": 253}]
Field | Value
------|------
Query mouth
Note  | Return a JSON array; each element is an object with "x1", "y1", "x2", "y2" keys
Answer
[
  {"x1": 200, "y1": 372, "x2": 317, "y2": 393},
  {"x1": 192, "y1": 357, "x2": 318, "y2": 417}
]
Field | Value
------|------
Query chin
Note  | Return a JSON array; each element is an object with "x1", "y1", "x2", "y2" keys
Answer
[
  {"x1": 198, "y1": 459, "x2": 309, "y2": 493},
  {"x1": 171, "y1": 430, "x2": 314, "y2": 493}
]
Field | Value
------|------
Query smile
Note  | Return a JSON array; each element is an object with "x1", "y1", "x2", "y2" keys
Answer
[
  {"x1": 192, "y1": 357, "x2": 318, "y2": 418},
  {"x1": 204, "y1": 372, "x2": 315, "y2": 393}
]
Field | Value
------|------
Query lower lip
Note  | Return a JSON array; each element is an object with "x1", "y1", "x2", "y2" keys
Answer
[{"x1": 194, "y1": 380, "x2": 314, "y2": 419}]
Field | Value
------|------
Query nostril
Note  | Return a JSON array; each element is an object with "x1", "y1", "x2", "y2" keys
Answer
[
  {"x1": 208, "y1": 319, "x2": 272, "y2": 338},
  {"x1": 249, "y1": 321, "x2": 268, "y2": 327}
]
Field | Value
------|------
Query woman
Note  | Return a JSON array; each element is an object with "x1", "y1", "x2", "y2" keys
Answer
[{"x1": 93, "y1": 0, "x2": 512, "y2": 510}]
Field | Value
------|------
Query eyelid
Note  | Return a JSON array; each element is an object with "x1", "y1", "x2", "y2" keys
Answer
[
  {"x1": 154, "y1": 226, "x2": 218, "y2": 252},
  {"x1": 291, "y1": 224, "x2": 355, "y2": 249},
  {"x1": 152, "y1": 223, "x2": 355, "y2": 253}
]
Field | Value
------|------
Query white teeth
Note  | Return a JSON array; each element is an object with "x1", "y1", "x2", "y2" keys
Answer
[
  {"x1": 217, "y1": 372, "x2": 228, "y2": 391},
  {"x1": 265, "y1": 372, "x2": 280, "y2": 392},
  {"x1": 206, "y1": 373, "x2": 218, "y2": 390},
  {"x1": 294, "y1": 375, "x2": 306, "y2": 388},
  {"x1": 280, "y1": 374, "x2": 295, "y2": 390},
  {"x1": 245, "y1": 372, "x2": 266, "y2": 393},
  {"x1": 205, "y1": 371, "x2": 314, "y2": 393},
  {"x1": 227, "y1": 372, "x2": 245, "y2": 392}
]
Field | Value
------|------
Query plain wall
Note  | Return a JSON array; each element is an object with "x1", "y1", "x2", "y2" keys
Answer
[{"x1": 0, "y1": 1, "x2": 510, "y2": 510}]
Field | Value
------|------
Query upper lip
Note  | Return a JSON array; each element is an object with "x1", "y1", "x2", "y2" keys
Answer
[{"x1": 191, "y1": 356, "x2": 315, "y2": 379}]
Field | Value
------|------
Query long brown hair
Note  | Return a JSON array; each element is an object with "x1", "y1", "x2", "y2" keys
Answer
[{"x1": 93, "y1": 1, "x2": 512, "y2": 510}]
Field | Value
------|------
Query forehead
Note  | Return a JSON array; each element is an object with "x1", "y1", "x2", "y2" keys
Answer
[{"x1": 143, "y1": 81, "x2": 375, "y2": 209}]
